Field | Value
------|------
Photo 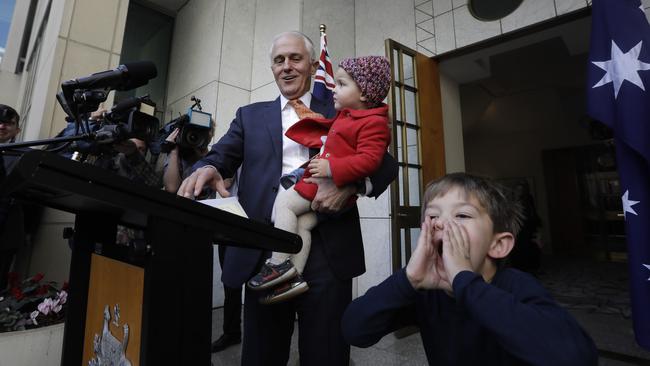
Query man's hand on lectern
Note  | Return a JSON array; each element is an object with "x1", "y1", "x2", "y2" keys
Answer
[{"x1": 177, "y1": 165, "x2": 230, "y2": 199}]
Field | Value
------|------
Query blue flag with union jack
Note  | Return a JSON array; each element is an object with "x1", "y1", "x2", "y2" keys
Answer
[
  {"x1": 313, "y1": 30, "x2": 334, "y2": 104},
  {"x1": 586, "y1": 0, "x2": 650, "y2": 350}
]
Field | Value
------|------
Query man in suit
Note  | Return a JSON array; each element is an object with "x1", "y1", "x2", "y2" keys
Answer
[{"x1": 178, "y1": 31, "x2": 397, "y2": 365}]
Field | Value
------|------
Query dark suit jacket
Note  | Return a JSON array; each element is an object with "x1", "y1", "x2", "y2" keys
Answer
[
  {"x1": 0, "y1": 149, "x2": 34, "y2": 251},
  {"x1": 195, "y1": 95, "x2": 397, "y2": 288}
]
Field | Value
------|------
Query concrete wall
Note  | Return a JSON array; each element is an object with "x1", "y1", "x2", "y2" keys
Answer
[
  {"x1": 0, "y1": 72, "x2": 20, "y2": 107},
  {"x1": 414, "y1": 0, "x2": 594, "y2": 56},
  {"x1": 6, "y1": 0, "x2": 130, "y2": 284},
  {"x1": 20, "y1": 0, "x2": 129, "y2": 141},
  {"x1": 165, "y1": 0, "x2": 258, "y2": 306}
]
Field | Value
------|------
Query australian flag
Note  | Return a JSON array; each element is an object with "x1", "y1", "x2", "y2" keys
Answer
[
  {"x1": 587, "y1": 0, "x2": 650, "y2": 350},
  {"x1": 313, "y1": 29, "x2": 335, "y2": 104}
]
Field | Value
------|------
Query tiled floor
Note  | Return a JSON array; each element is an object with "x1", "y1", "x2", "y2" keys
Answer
[{"x1": 211, "y1": 257, "x2": 650, "y2": 366}]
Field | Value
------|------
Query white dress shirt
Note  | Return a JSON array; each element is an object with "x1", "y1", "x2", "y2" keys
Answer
[
  {"x1": 279, "y1": 93, "x2": 311, "y2": 175},
  {"x1": 271, "y1": 93, "x2": 312, "y2": 222}
]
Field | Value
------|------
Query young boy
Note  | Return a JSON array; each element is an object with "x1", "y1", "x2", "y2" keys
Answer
[{"x1": 341, "y1": 173, "x2": 598, "y2": 365}]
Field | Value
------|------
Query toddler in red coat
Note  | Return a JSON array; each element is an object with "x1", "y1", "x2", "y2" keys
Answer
[{"x1": 248, "y1": 55, "x2": 392, "y2": 304}]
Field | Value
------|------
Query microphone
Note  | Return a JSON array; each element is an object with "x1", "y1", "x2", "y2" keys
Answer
[
  {"x1": 61, "y1": 61, "x2": 157, "y2": 93},
  {"x1": 104, "y1": 95, "x2": 151, "y2": 120}
]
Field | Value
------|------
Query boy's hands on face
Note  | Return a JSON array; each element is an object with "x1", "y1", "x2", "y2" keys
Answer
[
  {"x1": 406, "y1": 216, "x2": 452, "y2": 292},
  {"x1": 308, "y1": 158, "x2": 331, "y2": 178},
  {"x1": 442, "y1": 220, "x2": 473, "y2": 284}
]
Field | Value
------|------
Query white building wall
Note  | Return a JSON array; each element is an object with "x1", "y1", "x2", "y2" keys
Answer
[
  {"x1": 4, "y1": 0, "x2": 130, "y2": 285},
  {"x1": 414, "y1": 0, "x2": 593, "y2": 56},
  {"x1": 166, "y1": 0, "x2": 260, "y2": 306},
  {"x1": 0, "y1": 72, "x2": 20, "y2": 107},
  {"x1": 302, "y1": 0, "x2": 355, "y2": 68},
  {"x1": 250, "y1": 0, "x2": 302, "y2": 103}
]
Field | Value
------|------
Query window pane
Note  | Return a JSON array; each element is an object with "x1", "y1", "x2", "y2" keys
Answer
[
  {"x1": 404, "y1": 89, "x2": 417, "y2": 125},
  {"x1": 400, "y1": 228, "x2": 406, "y2": 267},
  {"x1": 396, "y1": 125, "x2": 403, "y2": 162},
  {"x1": 398, "y1": 168, "x2": 404, "y2": 206},
  {"x1": 393, "y1": 49, "x2": 400, "y2": 83},
  {"x1": 393, "y1": 85, "x2": 402, "y2": 121},
  {"x1": 406, "y1": 126, "x2": 419, "y2": 165},
  {"x1": 410, "y1": 227, "x2": 421, "y2": 255},
  {"x1": 408, "y1": 167, "x2": 421, "y2": 206},
  {"x1": 403, "y1": 53, "x2": 415, "y2": 87}
]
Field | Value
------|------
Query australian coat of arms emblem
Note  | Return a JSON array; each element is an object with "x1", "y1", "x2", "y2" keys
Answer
[{"x1": 88, "y1": 304, "x2": 132, "y2": 366}]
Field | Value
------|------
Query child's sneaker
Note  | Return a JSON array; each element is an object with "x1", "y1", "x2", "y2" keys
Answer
[
  {"x1": 259, "y1": 274, "x2": 309, "y2": 305},
  {"x1": 247, "y1": 259, "x2": 297, "y2": 290}
]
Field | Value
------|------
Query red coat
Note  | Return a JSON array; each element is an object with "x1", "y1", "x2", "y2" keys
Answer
[{"x1": 286, "y1": 104, "x2": 390, "y2": 201}]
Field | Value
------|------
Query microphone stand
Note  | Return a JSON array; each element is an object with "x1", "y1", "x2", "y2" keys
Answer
[{"x1": 0, "y1": 133, "x2": 94, "y2": 151}]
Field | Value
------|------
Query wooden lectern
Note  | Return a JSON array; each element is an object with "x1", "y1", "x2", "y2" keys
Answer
[{"x1": 1, "y1": 151, "x2": 301, "y2": 365}]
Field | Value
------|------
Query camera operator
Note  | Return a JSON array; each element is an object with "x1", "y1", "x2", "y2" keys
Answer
[
  {"x1": 0, "y1": 104, "x2": 20, "y2": 144},
  {"x1": 57, "y1": 104, "x2": 161, "y2": 188},
  {"x1": 0, "y1": 105, "x2": 28, "y2": 289},
  {"x1": 162, "y1": 126, "x2": 215, "y2": 193},
  {"x1": 109, "y1": 137, "x2": 159, "y2": 187}
]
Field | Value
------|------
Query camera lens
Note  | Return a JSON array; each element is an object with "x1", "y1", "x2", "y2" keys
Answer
[{"x1": 184, "y1": 129, "x2": 206, "y2": 148}]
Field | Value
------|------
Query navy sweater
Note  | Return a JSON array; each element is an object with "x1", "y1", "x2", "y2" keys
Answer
[{"x1": 342, "y1": 269, "x2": 597, "y2": 366}]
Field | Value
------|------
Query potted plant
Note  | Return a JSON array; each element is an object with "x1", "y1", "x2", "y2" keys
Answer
[{"x1": 0, "y1": 272, "x2": 68, "y2": 365}]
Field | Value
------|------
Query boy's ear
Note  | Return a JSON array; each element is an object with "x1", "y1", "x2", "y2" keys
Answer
[
  {"x1": 488, "y1": 232, "x2": 515, "y2": 259},
  {"x1": 360, "y1": 94, "x2": 368, "y2": 102}
]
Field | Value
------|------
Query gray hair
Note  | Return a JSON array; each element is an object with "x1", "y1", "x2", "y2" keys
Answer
[{"x1": 268, "y1": 31, "x2": 316, "y2": 64}]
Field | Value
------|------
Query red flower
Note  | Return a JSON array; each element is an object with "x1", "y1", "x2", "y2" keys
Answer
[
  {"x1": 31, "y1": 273, "x2": 44, "y2": 283},
  {"x1": 62, "y1": 282, "x2": 69, "y2": 291},
  {"x1": 36, "y1": 285, "x2": 49, "y2": 295},
  {"x1": 10, "y1": 287, "x2": 24, "y2": 300}
]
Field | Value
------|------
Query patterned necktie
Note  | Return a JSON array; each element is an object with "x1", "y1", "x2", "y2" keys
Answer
[{"x1": 288, "y1": 99, "x2": 324, "y2": 120}]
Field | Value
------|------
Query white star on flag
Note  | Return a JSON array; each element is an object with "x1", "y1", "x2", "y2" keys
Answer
[
  {"x1": 592, "y1": 40, "x2": 650, "y2": 98},
  {"x1": 644, "y1": 264, "x2": 650, "y2": 281},
  {"x1": 622, "y1": 190, "x2": 640, "y2": 219}
]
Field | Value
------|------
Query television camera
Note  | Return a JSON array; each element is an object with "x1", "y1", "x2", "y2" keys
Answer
[
  {"x1": 0, "y1": 61, "x2": 159, "y2": 155},
  {"x1": 159, "y1": 96, "x2": 213, "y2": 154}
]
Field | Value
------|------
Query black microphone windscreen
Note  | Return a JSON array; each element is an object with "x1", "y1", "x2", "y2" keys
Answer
[
  {"x1": 121, "y1": 61, "x2": 157, "y2": 90},
  {"x1": 111, "y1": 96, "x2": 142, "y2": 113}
]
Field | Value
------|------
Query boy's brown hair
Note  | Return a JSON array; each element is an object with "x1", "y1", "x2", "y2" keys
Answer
[{"x1": 421, "y1": 172, "x2": 524, "y2": 237}]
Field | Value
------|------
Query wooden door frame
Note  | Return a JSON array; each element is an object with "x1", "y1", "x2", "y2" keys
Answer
[{"x1": 386, "y1": 39, "x2": 446, "y2": 273}]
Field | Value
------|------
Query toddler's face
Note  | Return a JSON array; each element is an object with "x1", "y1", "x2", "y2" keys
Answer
[
  {"x1": 423, "y1": 187, "x2": 497, "y2": 272},
  {"x1": 333, "y1": 68, "x2": 365, "y2": 111}
]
